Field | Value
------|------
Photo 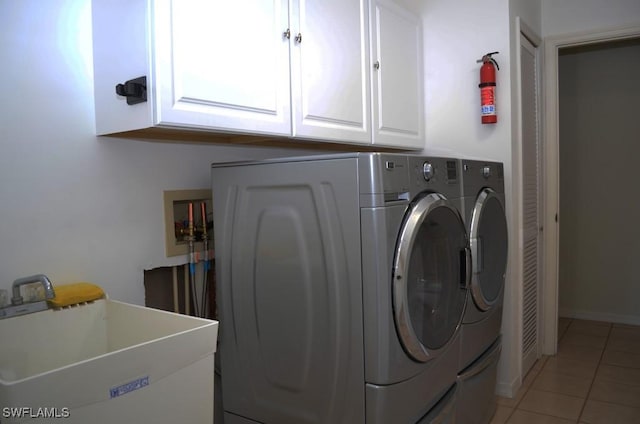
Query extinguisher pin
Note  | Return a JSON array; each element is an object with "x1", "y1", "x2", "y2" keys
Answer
[
  {"x1": 477, "y1": 51, "x2": 499, "y2": 61},
  {"x1": 477, "y1": 51, "x2": 500, "y2": 70}
]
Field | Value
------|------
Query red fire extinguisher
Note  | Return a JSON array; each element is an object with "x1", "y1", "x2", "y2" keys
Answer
[{"x1": 478, "y1": 52, "x2": 499, "y2": 124}]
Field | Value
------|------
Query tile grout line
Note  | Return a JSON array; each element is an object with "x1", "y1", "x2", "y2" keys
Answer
[
  {"x1": 495, "y1": 318, "x2": 610, "y2": 424},
  {"x1": 500, "y1": 365, "x2": 537, "y2": 423},
  {"x1": 498, "y1": 356, "x2": 546, "y2": 423},
  {"x1": 501, "y1": 319, "x2": 567, "y2": 424},
  {"x1": 513, "y1": 319, "x2": 588, "y2": 423},
  {"x1": 575, "y1": 322, "x2": 613, "y2": 422}
]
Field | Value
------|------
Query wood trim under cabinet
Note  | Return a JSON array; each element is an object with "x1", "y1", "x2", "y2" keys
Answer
[{"x1": 104, "y1": 127, "x2": 410, "y2": 153}]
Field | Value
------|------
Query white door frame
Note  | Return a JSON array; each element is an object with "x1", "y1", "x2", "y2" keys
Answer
[{"x1": 541, "y1": 23, "x2": 640, "y2": 355}]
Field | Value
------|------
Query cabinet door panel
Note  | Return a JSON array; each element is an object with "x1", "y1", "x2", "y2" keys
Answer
[
  {"x1": 291, "y1": 0, "x2": 371, "y2": 144},
  {"x1": 154, "y1": 0, "x2": 291, "y2": 135},
  {"x1": 371, "y1": 1, "x2": 424, "y2": 149}
]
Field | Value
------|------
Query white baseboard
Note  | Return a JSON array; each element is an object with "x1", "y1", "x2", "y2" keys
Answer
[
  {"x1": 495, "y1": 375, "x2": 520, "y2": 398},
  {"x1": 559, "y1": 308, "x2": 640, "y2": 326}
]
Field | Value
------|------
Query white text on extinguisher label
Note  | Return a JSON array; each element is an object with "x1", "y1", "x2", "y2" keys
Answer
[{"x1": 481, "y1": 86, "x2": 496, "y2": 116}]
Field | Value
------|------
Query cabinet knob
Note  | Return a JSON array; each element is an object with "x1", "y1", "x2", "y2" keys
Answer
[
  {"x1": 374, "y1": 61, "x2": 380, "y2": 70},
  {"x1": 283, "y1": 28, "x2": 291, "y2": 39},
  {"x1": 295, "y1": 33, "x2": 302, "y2": 43}
]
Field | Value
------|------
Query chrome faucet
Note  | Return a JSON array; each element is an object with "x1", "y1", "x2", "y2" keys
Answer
[
  {"x1": 11, "y1": 274, "x2": 56, "y2": 305},
  {"x1": 0, "y1": 274, "x2": 56, "y2": 319}
]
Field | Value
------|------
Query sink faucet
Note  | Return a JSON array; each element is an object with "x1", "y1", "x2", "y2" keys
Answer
[{"x1": 11, "y1": 274, "x2": 56, "y2": 305}]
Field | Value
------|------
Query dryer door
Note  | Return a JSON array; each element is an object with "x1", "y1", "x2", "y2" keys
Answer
[
  {"x1": 393, "y1": 192, "x2": 469, "y2": 363},
  {"x1": 469, "y1": 188, "x2": 508, "y2": 311}
]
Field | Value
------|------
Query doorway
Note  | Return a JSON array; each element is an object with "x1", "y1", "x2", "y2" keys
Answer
[
  {"x1": 542, "y1": 25, "x2": 640, "y2": 355},
  {"x1": 558, "y1": 38, "x2": 640, "y2": 324}
]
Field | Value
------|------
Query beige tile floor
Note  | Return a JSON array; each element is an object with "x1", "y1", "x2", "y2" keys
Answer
[{"x1": 490, "y1": 318, "x2": 640, "y2": 424}]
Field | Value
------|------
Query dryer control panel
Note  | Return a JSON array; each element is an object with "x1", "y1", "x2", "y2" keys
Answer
[{"x1": 409, "y1": 157, "x2": 461, "y2": 201}]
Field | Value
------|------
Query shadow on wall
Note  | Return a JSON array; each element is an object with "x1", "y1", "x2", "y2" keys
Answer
[{"x1": 143, "y1": 264, "x2": 217, "y2": 320}]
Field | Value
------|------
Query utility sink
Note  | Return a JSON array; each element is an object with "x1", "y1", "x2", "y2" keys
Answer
[{"x1": 0, "y1": 299, "x2": 218, "y2": 423}]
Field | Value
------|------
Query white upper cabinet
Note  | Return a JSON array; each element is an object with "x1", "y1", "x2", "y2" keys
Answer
[
  {"x1": 92, "y1": 0, "x2": 423, "y2": 149},
  {"x1": 93, "y1": 0, "x2": 292, "y2": 137},
  {"x1": 290, "y1": 0, "x2": 371, "y2": 144},
  {"x1": 370, "y1": 0, "x2": 424, "y2": 149},
  {"x1": 156, "y1": 0, "x2": 292, "y2": 135}
]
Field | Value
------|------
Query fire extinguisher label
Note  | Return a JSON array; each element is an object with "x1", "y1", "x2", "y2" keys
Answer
[
  {"x1": 482, "y1": 104, "x2": 496, "y2": 114},
  {"x1": 481, "y1": 86, "x2": 496, "y2": 116}
]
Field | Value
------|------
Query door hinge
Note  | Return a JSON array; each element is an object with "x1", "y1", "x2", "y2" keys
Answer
[{"x1": 115, "y1": 76, "x2": 147, "y2": 105}]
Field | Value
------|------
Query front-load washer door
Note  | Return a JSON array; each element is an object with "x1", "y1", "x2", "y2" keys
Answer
[
  {"x1": 393, "y1": 192, "x2": 469, "y2": 363},
  {"x1": 469, "y1": 188, "x2": 508, "y2": 311}
]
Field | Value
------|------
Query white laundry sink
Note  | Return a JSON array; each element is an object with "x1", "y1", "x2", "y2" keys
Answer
[{"x1": 0, "y1": 299, "x2": 218, "y2": 423}]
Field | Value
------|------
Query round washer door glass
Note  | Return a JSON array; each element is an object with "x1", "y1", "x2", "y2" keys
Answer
[
  {"x1": 393, "y1": 192, "x2": 469, "y2": 363},
  {"x1": 470, "y1": 188, "x2": 508, "y2": 311}
]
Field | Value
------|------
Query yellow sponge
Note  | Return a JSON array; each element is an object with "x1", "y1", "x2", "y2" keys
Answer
[{"x1": 48, "y1": 282, "x2": 105, "y2": 307}]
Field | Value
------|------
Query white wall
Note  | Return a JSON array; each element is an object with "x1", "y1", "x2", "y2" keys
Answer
[
  {"x1": 0, "y1": 0, "x2": 303, "y2": 305},
  {"x1": 421, "y1": 0, "x2": 512, "y2": 163},
  {"x1": 558, "y1": 41, "x2": 640, "y2": 324},
  {"x1": 510, "y1": 0, "x2": 542, "y2": 36},
  {"x1": 542, "y1": 0, "x2": 640, "y2": 36}
]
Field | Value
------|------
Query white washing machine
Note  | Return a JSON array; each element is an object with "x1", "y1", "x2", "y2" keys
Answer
[
  {"x1": 212, "y1": 153, "x2": 468, "y2": 424},
  {"x1": 456, "y1": 160, "x2": 508, "y2": 424}
]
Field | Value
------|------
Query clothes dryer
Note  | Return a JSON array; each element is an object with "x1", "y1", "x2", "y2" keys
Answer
[
  {"x1": 456, "y1": 160, "x2": 508, "y2": 424},
  {"x1": 212, "y1": 153, "x2": 468, "y2": 424}
]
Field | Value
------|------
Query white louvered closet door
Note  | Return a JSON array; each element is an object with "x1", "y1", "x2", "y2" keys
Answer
[{"x1": 520, "y1": 32, "x2": 541, "y2": 376}]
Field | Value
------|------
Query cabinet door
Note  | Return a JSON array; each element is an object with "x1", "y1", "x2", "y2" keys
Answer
[
  {"x1": 370, "y1": 1, "x2": 424, "y2": 149},
  {"x1": 153, "y1": 0, "x2": 291, "y2": 135},
  {"x1": 290, "y1": 0, "x2": 371, "y2": 144}
]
